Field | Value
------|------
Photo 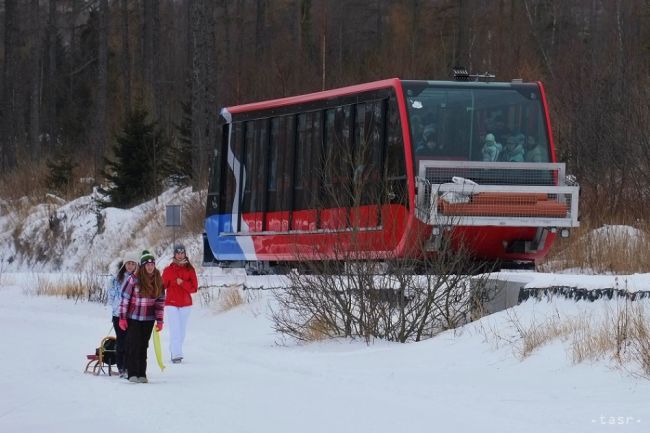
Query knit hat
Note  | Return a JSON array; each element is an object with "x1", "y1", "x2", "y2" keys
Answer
[
  {"x1": 140, "y1": 250, "x2": 155, "y2": 265},
  {"x1": 173, "y1": 243, "x2": 186, "y2": 254},
  {"x1": 123, "y1": 251, "x2": 139, "y2": 265}
]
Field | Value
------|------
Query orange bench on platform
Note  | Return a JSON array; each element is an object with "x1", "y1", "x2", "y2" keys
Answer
[
  {"x1": 471, "y1": 192, "x2": 550, "y2": 205},
  {"x1": 438, "y1": 193, "x2": 568, "y2": 218}
]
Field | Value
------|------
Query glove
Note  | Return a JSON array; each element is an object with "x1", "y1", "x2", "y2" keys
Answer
[
  {"x1": 119, "y1": 319, "x2": 128, "y2": 331},
  {"x1": 155, "y1": 321, "x2": 163, "y2": 332}
]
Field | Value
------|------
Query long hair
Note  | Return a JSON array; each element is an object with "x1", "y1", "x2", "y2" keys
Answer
[
  {"x1": 137, "y1": 266, "x2": 164, "y2": 298},
  {"x1": 116, "y1": 261, "x2": 127, "y2": 283}
]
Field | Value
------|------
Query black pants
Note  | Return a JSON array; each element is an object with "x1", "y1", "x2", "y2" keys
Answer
[
  {"x1": 125, "y1": 319, "x2": 154, "y2": 378},
  {"x1": 112, "y1": 316, "x2": 128, "y2": 372}
]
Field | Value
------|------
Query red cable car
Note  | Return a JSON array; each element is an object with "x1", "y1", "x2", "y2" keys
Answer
[{"x1": 204, "y1": 74, "x2": 579, "y2": 271}]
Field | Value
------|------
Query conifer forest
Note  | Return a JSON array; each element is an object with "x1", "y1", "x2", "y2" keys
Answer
[{"x1": 1, "y1": 0, "x2": 649, "y2": 223}]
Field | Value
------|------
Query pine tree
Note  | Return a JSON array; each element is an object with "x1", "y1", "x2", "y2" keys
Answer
[
  {"x1": 99, "y1": 107, "x2": 170, "y2": 208},
  {"x1": 45, "y1": 146, "x2": 78, "y2": 195}
]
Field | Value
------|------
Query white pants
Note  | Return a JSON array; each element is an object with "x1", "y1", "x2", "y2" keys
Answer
[{"x1": 165, "y1": 306, "x2": 192, "y2": 360}]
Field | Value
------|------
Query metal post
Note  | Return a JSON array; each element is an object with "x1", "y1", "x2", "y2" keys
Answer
[{"x1": 166, "y1": 204, "x2": 182, "y2": 250}]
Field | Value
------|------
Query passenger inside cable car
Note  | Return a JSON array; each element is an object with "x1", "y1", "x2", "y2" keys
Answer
[
  {"x1": 414, "y1": 125, "x2": 444, "y2": 156},
  {"x1": 481, "y1": 133, "x2": 502, "y2": 162},
  {"x1": 500, "y1": 133, "x2": 525, "y2": 162}
]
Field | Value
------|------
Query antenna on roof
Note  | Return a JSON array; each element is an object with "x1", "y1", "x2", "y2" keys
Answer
[
  {"x1": 452, "y1": 66, "x2": 470, "y2": 81},
  {"x1": 452, "y1": 66, "x2": 496, "y2": 82}
]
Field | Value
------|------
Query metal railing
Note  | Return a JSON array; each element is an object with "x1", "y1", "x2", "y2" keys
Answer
[{"x1": 416, "y1": 161, "x2": 579, "y2": 228}]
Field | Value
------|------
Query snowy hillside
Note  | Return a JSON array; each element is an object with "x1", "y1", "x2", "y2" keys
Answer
[{"x1": 0, "y1": 187, "x2": 202, "y2": 272}]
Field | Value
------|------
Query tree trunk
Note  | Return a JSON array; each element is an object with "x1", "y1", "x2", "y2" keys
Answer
[
  {"x1": 29, "y1": 0, "x2": 42, "y2": 160},
  {"x1": 152, "y1": 0, "x2": 162, "y2": 122},
  {"x1": 143, "y1": 0, "x2": 161, "y2": 120},
  {"x1": 235, "y1": 0, "x2": 245, "y2": 100},
  {"x1": 95, "y1": 0, "x2": 110, "y2": 172},
  {"x1": 254, "y1": 0, "x2": 266, "y2": 60},
  {"x1": 47, "y1": 0, "x2": 57, "y2": 150},
  {"x1": 522, "y1": 0, "x2": 554, "y2": 79},
  {"x1": 121, "y1": 0, "x2": 132, "y2": 115},
  {"x1": 143, "y1": 0, "x2": 153, "y2": 112},
  {"x1": 456, "y1": 0, "x2": 471, "y2": 69},
  {"x1": 205, "y1": 4, "x2": 218, "y2": 172},
  {"x1": 191, "y1": 0, "x2": 208, "y2": 188},
  {"x1": 2, "y1": 0, "x2": 18, "y2": 169}
]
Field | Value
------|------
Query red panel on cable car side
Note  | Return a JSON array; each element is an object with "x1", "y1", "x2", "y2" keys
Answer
[{"x1": 246, "y1": 204, "x2": 410, "y2": 261}]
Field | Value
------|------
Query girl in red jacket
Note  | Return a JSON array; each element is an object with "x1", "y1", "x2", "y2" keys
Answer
[{"x1": 162, "y1": 244, "x2": 198, "y2": 363}]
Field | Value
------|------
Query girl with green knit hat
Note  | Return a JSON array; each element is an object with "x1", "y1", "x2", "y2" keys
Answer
[{"x1": 118, "y1": 250, "x2": 165, "y2": 383}]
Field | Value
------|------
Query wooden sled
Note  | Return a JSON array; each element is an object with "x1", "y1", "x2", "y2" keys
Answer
[{"x1": 84, "y1": 336, "x2": 117, "y2": 376}]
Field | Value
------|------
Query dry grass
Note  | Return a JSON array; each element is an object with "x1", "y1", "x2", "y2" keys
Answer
[
  {"x1": 197, "y1": 283, "x2": 261, "y2": 314},
  {"x1": 304, "y1": 317, "x2": 332, "y2": 341},
  {"x1": 540, "y1": 219, "x2": 650, "y2": 274},
  {"x1": 569, "y1": 315, "x2": 614, "y2": 364},
  {"x1": 629, "y1": 313, "x2": 650, "y2": 375},
  {"x1": 29, "y1": 271, "x2": 107, "y2": 303},
  {"x1": 32, "y1": 275, "x2": 85, "y2": 299},
  {"x1": 0, "y1": 156, "x2": 96, "y2": 201},
  {"x1": 0, "y1": 160, "x2": 50, "y2": 199},
  {"x1": 505, "y1": 309, "x2": 574, "y2": 358},
  {"x1": 217, "y1": 286, "x2": 245, "y2": 312},
  {"x1": 569, "y1": 302, "x2": 650, "y2": 377},
  {"x1": 495, "y1": 301, "x2": 650, "y2": 378},
  {"x1": 181, "y1": 189, "x2": 207, "y2": 236}
]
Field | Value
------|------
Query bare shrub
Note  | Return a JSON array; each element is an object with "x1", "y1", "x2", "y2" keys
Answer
[
  {"x1": 271, "y1": 131, "x2": 495, "y2": 343},
  {"x1": 272, "y1": 246, "x2": 492, "y2": 344}
]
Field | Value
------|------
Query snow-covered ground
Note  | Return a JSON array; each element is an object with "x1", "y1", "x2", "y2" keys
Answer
[
  {"x1": 2, "y1": 189, "x2": 650, "y2": 432},
  {"x1": 1, "y1": 270, "x2": 650, "y2": 433}
]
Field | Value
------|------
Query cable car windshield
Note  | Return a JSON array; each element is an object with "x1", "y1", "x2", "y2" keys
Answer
[{"x1": 402, "y1": 82, "x2": 551, "y2": 166}]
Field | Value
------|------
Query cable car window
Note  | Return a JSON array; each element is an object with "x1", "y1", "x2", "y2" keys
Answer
[{"x1": 403, "y1": 84, "x2": 550, "y2": 167}]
